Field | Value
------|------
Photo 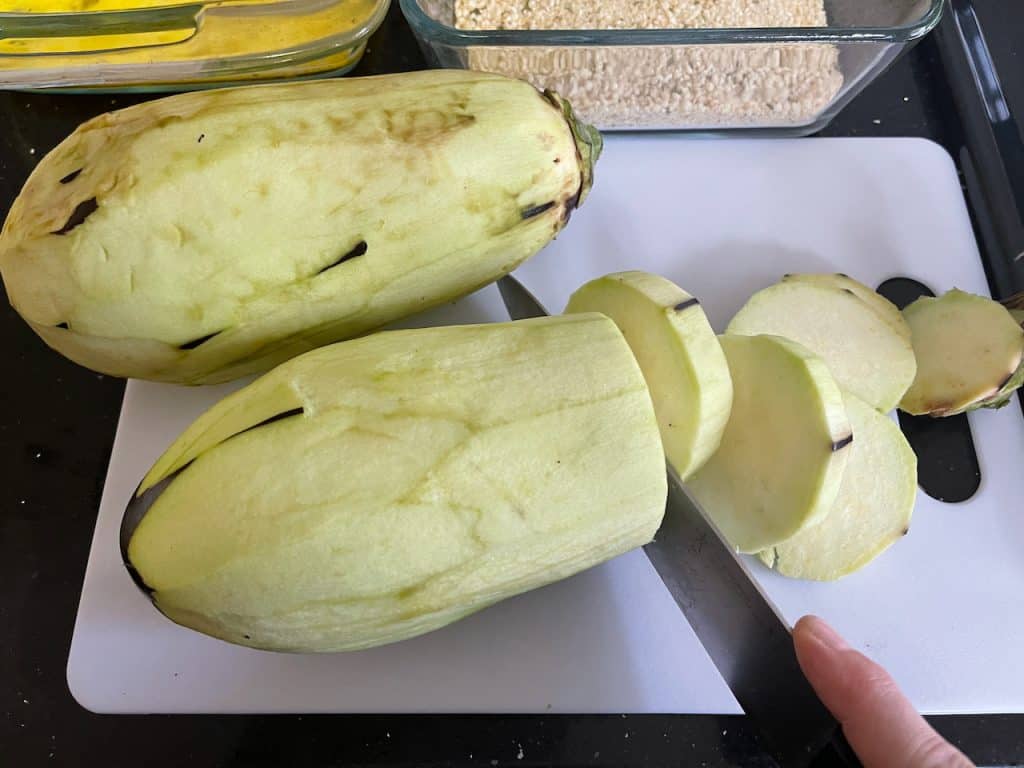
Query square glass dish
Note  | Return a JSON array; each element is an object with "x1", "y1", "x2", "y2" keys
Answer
[
  {"x1": 0, "y1": 0, "x2": 389, "y2": 91},
  {"x1": 400, "y1": 0, "x2": 944, "y2": 134}
]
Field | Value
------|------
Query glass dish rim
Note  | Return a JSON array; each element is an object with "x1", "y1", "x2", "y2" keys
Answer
[
  {"x1": 0, "y1": 0, "x2": 389, "y2": 88},
  {"x1": 398, "y1": 0, "x2": 944, "y2": 46},
  {"x1": 0, "y1": 0, "x2": 371, "y2": 24}
]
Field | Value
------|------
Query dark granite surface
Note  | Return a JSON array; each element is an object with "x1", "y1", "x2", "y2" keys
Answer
[{"x1": 2, "y1": 1, "x2": 1023, "y2": 765}]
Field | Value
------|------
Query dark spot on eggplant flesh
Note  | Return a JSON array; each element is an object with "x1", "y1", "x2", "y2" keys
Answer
[
  {"x1": 560, "y1": 189, "x2": 582, "y2": 227},
  {"x1": 567, "y1": 187, "x2": 582, "y2": 212},
  {"x1": 235, "y1": 407, "x2": 305, "y2": 438},
  {"x1": 901, "y1": 527, "x2": 910, "y2": 536},
  {"x1": 59, "y1": 169, "x2": 82, "y2": 184},
  {"x1": 674, "y1": 298, "x2": 700, "y2": 312},
  {"x1": 197, "y1": 133, "x2": 205, "y2": 144},
  {"x1": 832, "y1": 433, "x2": 854, "y2": 452},
  {"x1": 317, "y1": 241, "x2": 367, "y2": 275},
  {"x1": 243, "y1": 634, "x2": 251, "y2": 640},
  {"x1": 178, "y1": 331, "x2": 221, "y2": 351},
  {"x1": 55, "y1": 322, "x2": 69, "y2": 330},
  {"x1": 124, "y1": 562, "x2": 155, "y2": 596},
  {"x1": 521, "y1": 201, "x2": 556, "y2": 220},
  {"x1": 52, "y1": 197, "x2": 98, "y2": 235},
  {"x1": 397, "y1": 584, "x2": 419, "y2": 600}
]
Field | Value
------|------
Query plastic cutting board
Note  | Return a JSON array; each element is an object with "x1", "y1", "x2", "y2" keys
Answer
[{"x1": 67, "y1": 137, "x2": 1024, "y2": 715}]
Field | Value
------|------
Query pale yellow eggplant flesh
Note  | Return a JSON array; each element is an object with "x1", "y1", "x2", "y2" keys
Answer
[
  {"x1": 900, "y1": 289, "x2": 1024, "y2": 416},
  {"x1": 0, "y1": 70, "x2": 602, "y2": 385},
  {"x1": 123, "y1": 313, "x2": 666, "y2": 653}
]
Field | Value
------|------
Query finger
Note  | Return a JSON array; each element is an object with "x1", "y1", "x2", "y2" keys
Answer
[{"x1": 793, "y1": 615, "x2": 974, "y2": 768}]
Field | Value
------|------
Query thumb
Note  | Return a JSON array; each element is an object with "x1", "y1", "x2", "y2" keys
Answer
[{"x1": 793, "y1": 615, "x2": 974, "y2": 768}]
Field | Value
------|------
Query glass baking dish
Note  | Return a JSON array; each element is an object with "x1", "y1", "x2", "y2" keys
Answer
[
  {"x1": 0, "y1": 0, "x2": 389, "y2": 91},
  {"x1": 400, "y1": 0, "x2": 944, "y2": 135}
]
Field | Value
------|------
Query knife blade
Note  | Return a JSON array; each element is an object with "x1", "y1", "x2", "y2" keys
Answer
[{"x1": 496, "y1": 274, "x2": 859, "y2": 767}]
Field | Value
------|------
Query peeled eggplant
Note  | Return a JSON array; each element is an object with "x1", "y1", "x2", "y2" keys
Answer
[
  {"x1": 760, "y1": 391, "x2": 917, "y2": 581},
  {"x1": 125, "y1": 313, "x2": 666, "y2": 652},
  {"x1": 564, "y1": 271, "x2": 733, "y2": 481},
  {"x1": 781, "y1": 272, "x2": 910, "y2": 342},
  {"x1": 687, "y1": 333, "x2": 851, "y2": 554},
  {"x1": 727, "y1": 277, "x2": 917, "y2": 413},
  {"x1": 900, "y1": 288, "x2": 1024, "y2": 417},
  {"x1": 0, "y1": 70, "x2": 600, "y2": 384}
]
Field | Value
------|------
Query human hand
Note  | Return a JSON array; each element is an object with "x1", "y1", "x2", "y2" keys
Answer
[{"x1": 793, "y1": 616, "x2": 975, "y2": 768}]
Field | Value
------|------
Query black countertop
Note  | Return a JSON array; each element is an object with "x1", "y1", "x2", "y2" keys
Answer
[{"x1": 3, "y1": 2, "x2": 1023, "y2": 766}]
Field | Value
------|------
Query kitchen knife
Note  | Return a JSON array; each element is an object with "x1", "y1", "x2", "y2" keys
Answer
[{"x1": 497, "y1": 275, "x2": 860, "y2": 767}]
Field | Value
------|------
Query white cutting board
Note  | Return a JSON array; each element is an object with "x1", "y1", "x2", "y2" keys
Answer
[{"x1": 68, "y1": 137, "x2": 1024, "y2": 715}]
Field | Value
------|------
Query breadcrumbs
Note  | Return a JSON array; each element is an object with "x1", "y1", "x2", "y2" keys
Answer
[
  {"x1": 454, "y1": 0, "x2": 828, "y2": 30},
  {"x1": 448, "y1": 0, "x2": 843, "y2": 130}
]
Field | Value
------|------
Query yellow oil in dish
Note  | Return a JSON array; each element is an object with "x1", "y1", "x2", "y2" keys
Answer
[
  {"x1": 2, "y1": 0, "x2": 237, "y2": 10},
  {"x1": 0, "y1": 0, "x2": 382, "y2": 84}
]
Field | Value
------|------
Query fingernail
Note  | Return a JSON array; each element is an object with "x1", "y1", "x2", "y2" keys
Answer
[{"x1": 803, "y1": 616, "x2": 850, "y2": 652}]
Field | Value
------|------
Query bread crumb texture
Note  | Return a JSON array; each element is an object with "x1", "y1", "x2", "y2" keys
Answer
[
  {"x1": 451, "y1": 0, "x2": 843, "y2": 129},
  {"x1": 455, "y1": 0, "x2": 828, "y2": 30}
]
